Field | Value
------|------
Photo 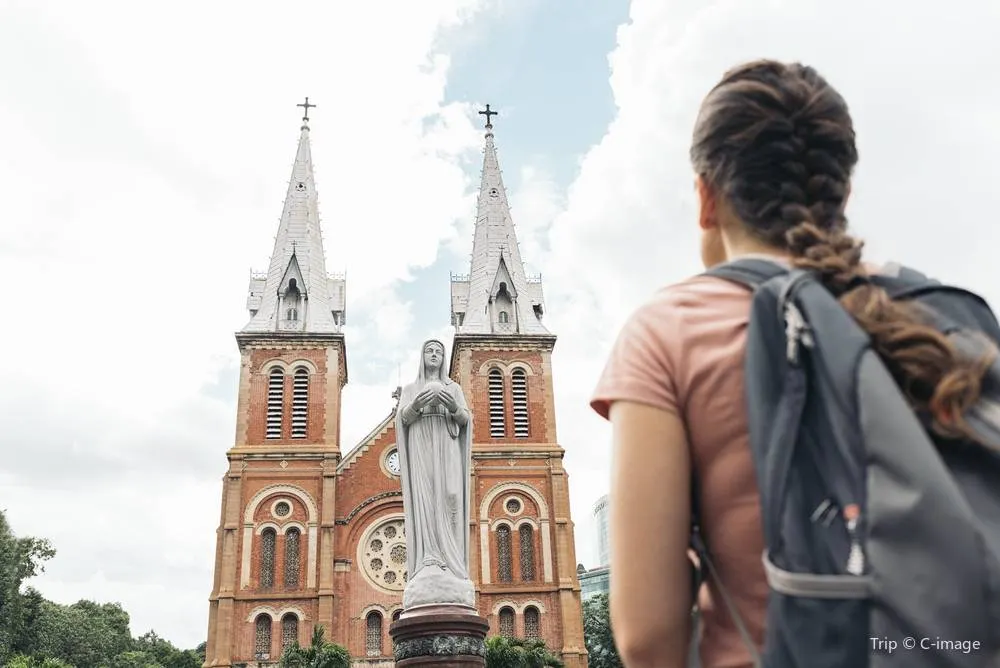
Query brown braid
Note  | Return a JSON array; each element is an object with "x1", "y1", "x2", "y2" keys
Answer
[{"x1": 690, "y1": 60, "x2": 996, "y2": 441}]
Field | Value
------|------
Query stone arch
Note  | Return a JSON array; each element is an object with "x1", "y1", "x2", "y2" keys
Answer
[
  {"x1": 479, "y1": 482, "x2": 553, "y2": 585},
  {"x1": 244, "y1": 484, "x2": 318, "y2": 524},
  {"x1": 276, "y1": 605, "x2": 308, "y2": 621},
  {"x1": 255, "y1": 522, "x2": 280, "y2": 535},
  {"x1": 477, "y1": 359, "x2": 509, "y2": 375},
  {"x1": 513, "y1": 517, "x2": 539, "y2": 530},
  {"x1": 359, "y1": 603, "x2": 389, "y2": 618},
  {"x1": 480, "y1": 482, "x2": 549, "y2": 521},
  {"x1": 490, "y1": 517, "x2": 515, "y2": 531},
  {"x1": 280, "y1": 521, "x2": 306, "y2": 535},
  {"x1": 506, "y1": 361, "x2": 535, "y2": 376},
  {"x1": 260, "y1": 359, "x2": 289, "y2": 374},
  {"x1": 245, "y1": 606, "x2": 279, "y2": 622},
  {"x1": 516, "y1": 600, "x2": 547, "y2": 613},
  {"x1": 491, "y1": 600, "x2": 518, "y2": 615},
  {"x1": 242, "y1": 484, "x2": 319, "y2": 590},
  {"x1": 288, "y1": 359, "x2": 318, "y2": 374}
]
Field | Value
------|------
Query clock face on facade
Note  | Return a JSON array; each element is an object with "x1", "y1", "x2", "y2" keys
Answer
[{"x1": 385, "y1": 449, "x2": 400, "y2": 476}]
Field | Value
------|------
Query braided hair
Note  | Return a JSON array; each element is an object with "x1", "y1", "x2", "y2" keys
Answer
[{"x1": 690, "y1": 60, "x2": 996, "y2": 441}]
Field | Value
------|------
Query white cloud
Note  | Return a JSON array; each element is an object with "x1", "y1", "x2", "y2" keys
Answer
[
  {"x1": 540, "y1": 0, "x2": 1000, "y2": 568},
  {"x1": 0, "y1": 0, "x2": 495, "y2": 649}
]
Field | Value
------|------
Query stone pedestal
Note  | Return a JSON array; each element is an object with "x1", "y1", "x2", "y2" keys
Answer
[{"x1": 389, "y1": 604, "x2": 489, "y2": 667}]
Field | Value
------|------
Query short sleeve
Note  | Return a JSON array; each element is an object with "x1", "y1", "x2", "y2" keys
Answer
[{"x1": 590, "y1": 296, "x2": 681, "y2": 420}]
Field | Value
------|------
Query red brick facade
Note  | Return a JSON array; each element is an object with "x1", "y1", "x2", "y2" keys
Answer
[{"x1": 203, "y1": 333, "x2": 586, "y2": 667}]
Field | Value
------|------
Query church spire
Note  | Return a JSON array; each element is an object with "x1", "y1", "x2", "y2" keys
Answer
[
  {"x1": 451, "y1": 105, "x2": 548, "y2": 336},
  {"x1": 244, "y1": 99, "x2": 346, "y2": 334}
]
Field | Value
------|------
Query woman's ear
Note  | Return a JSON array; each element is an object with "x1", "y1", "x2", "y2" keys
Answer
[{"x1": 695, "y1": 175, "x2": 718, "y2": 232}]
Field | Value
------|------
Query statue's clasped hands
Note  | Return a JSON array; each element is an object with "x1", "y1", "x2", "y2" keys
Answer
[{"x1": 414, "y1": 385, "x2": 459, "y2": 413}]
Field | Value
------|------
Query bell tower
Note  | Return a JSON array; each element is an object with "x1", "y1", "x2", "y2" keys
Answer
[
  {"x1": 449, "y1": 106, "x2": 587, "y2": 667},
  {"x1": 204, "y1": 99, "x2": 348, "y2": 667}
]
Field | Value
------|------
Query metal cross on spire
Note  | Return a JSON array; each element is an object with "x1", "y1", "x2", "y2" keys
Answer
[
  {"x1": 478, "y1": 104, "x2": 497, "y2": 128},
  {"x1": 298, "y1": 97, "x2": 316, "y2": 126}
]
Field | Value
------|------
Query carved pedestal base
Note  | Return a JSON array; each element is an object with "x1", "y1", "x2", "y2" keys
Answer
[{"x1": 390, "y1": 604, "x2": 489, "y2": 667}]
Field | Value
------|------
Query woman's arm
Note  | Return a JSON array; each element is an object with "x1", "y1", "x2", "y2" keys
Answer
[{"x1": 608, "y1": 400, "x2": 693, "y2": 668}]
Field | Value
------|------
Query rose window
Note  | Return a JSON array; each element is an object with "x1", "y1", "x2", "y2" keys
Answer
[{"x1": 360, "y1": 518, "x2": 407, "y2": 591}]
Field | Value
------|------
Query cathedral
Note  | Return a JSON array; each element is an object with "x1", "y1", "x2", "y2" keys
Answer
[{"x1": 202, "y1": 101, "x2": 587, "y2": 667}]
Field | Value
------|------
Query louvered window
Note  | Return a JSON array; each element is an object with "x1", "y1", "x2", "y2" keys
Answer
[
  {"x1": 266, "y1": 368, "x2": 284, "y2": 439},
  {"x1": 511, "y1": 368, "x2": 529, "y2": 438},
  {"x1": 488, "y1": 368, "x2": 506, "y2": 438},
  {"x1": 291, "y1": 367, "x2": 309, "y2": 438}
]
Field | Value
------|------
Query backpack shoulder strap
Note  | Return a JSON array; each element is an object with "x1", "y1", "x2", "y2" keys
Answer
[
  {"x1": 870, "y1": 264, "x2": 1000, "y2": 343},
  {"x1": 701, "y1": 257, "x2": 789, "y2": 290}
]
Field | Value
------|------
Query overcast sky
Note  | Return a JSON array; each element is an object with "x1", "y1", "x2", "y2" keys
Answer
[{"x1": 2, "y1": 0, "x2": 999, "y2": 651}]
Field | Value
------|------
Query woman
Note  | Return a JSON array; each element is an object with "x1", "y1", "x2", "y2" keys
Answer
[
  {"x1": 395, "y1": 338, "x2": 474, "y2": 607},
  {"x1": 590, "y1": 60, "x2": 995, "y2": 667}
]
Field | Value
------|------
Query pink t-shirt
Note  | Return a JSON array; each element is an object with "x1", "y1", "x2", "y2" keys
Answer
[{"x1": 591, "y1": 274, "x2": 767, "y2": 668}]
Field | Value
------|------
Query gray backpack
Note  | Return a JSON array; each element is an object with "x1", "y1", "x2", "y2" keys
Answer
[{"x1": 690, "y1": 258, "x2": 1000, "y2": 667}]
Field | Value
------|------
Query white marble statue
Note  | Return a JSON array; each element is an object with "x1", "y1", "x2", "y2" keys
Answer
[{"x1": 396, "y1": 339, "x2": 476, "y2": 609}]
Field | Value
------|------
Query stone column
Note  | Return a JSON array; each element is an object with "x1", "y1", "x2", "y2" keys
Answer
[{"x1": 389, "y1": 604, "x2": 489, "y2": 667}]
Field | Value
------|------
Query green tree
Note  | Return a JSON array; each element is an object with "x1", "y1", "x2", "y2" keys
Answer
[
  {"x1": 131, "y1": 630, "x2": 201, "y2": 668},
  {"x1": 582, "y1": 594, "x2": 622, "y2": 668},
  {"x1": 104, "y1": 650, "x2": 163, "y2": 668},
  {"x1": 484, "y1": 636, "x2": 564, "y2": 668},
  {"x1": 279, "y1": 626, "x2": 350, "y2": 668},
  {"x1": 0, "y1": 510, "x2": 56, "y2": 665},
  {"x1": 5, "y1": 654, "x2": 72, "y2": 668},
  {"x1": 34, "y1": 599, "x2": 134, "y2": 667}
]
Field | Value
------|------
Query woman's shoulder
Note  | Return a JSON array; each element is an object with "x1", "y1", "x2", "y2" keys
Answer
[{"x1": 628, "y1": 273, "x2": 752, "y2": 331}]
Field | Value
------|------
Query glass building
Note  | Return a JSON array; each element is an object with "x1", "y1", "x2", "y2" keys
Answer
[{"x1": 593, "y1": 494, "x2": 609, "y2": 567}]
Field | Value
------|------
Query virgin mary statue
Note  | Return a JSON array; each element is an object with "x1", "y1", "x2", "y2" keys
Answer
[{"x1": 395, "y1": 339, "x2": 475, "y2": 608}]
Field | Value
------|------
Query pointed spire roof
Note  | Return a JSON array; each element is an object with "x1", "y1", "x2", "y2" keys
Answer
[
  {"x1": 243, "y1": 99, "x2": 346, "y2": 334},
  {"x1": 452, "y1": 106, "x2": 549, "y2": 336}
]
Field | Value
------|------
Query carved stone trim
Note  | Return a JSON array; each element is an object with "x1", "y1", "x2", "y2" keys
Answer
[
  {"x1": 393, "y1": 634, "x2": 486, "y2": 661},
  {"x1": 335, "y1": 490, "x2": 402, "y2": 525}
]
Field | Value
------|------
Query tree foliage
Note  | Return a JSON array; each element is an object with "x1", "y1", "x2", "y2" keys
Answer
[
  {"x1": 0, "y1": 510, "x2": 204, "y2": 668},
  {"x1": 484, "y1": 636, "x2": 563, "y2": 668},
  {"x1": 279, "y1": 626, "x2": 351, "y2": 668},
  {"x1": 0, "y1": 510, "x2": 56, "y2": 665},
  {"x1": 582, "y1": 594, "x2": 622, "y2": 668}
]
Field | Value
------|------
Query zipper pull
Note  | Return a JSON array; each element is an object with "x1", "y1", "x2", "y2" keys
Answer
[
  {"x1": 784, "y1": 303, "x2": 814, "y2": 364},
  {"x1": 843, "y1": 504, "x2": 865, "y2": 575}
]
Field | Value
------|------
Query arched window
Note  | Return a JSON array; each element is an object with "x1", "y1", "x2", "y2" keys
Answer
[
  {"x1": 488, "y1": 368, "x2": 506, "y2": 438},
  {"x1": 260, "y1": 528, "x2": 276, "y2": 588},
  {"x1": 365, "y1": 611, "x2": 383, "y2": 656},
  {"x1": 254, "y1": 614, "x2": 272, "y2": 658},
  {"x1": 523, "y1": 606, "x2": 540, "y2": 640},
  {"x1": 498, "y1": 607, "x2": 515, "y2": 638},
  {"x1": 281, "y1": 613, "x2": 298, "y2": 650},
  {"x1": 519, "y1": 524, "x2": 536, "y2": 581},
  {"x1": 511, "y1": 368, "x2": 529, "y2": 438},
  {"x1": 286, "y1": 307, "x2": 298, "y2": 321},
  {"x1": 498, "y1": 310, "x2": 509, "y2": 323},
  {"x1": 392, "y1": 609, "x2": 402, "y2": 623},
  {"x1": 291, "y1": 367, "x2": 309, "y2": 439},
  {"x1": 284, "y1": 528, "x2": 301, "y2": 588},
  {"x1": 266, "y1": 367, "x2": 284, "y2": 439},
  {"x1": 496, "y1": 525, "x2": 513, "y2": 583}
]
